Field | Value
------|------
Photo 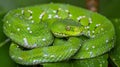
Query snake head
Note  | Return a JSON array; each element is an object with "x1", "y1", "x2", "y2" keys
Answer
[{"x1": 51, "y1": 19, "x2": 83, "y2": 37}]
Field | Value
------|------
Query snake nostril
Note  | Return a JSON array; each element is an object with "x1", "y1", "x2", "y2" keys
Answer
[{"x1": 66, "y1": 26, "x2": 71, "y2": 31}]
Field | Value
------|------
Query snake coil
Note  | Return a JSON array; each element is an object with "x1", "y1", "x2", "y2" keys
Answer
[{"x1": 3, "y1": 3, "x2": 115, "y2": 65}]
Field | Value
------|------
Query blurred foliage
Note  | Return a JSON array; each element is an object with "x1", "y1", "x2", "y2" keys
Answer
[
  {"x1": 99, "y1": 0, "x2": 120, "y2": 18},
  {"x1": 0, "y1": 0, "x2": 120, "y2": 18},
  {"x1": 0, "y1": 0, "x2": 120, "y2": 67},
  {"x1": 0, "y1": 12, "x2": 17, "y2": 67},
  {"x1": 109, "y1": 18, "x2": 120, "y2": 67}
]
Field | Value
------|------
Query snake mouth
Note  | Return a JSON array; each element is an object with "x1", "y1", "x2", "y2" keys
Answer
[
  {"x1": 53, "y1": 32, "x2": 68, "y2": 37},
  {"x1": 53, "y1": 32, "x2": 81, "y2": 37}
]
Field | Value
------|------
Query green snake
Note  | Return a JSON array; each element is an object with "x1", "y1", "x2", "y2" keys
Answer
[{"x1": 3, "y1": 3, "x2": 115, "y2": 65}]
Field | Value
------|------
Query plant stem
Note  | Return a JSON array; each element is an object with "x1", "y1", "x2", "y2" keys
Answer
[
  {"x1": 0, "y1": 38, "x2": 10, "y2": 47},
  {"x1": 86, "y1": 0, "x2": 99, "y2": 12}
]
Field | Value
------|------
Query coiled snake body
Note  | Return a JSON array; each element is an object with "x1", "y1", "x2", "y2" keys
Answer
[{"x1": 3, "y1": 3, "x2": 115, "y2": 65}]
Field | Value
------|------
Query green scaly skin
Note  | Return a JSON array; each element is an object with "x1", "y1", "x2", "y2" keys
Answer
[
  {"x1": 3, "y1": 3, "x2": 115, "y2": 65},
  {"x1": 72, "y1": 54, "x2": 108, "y2": 67},
  {"x1": 42, "y1": 54, "x2": 108, "y2": 67},
  {"x1": 51, "y1": 10, "x2": 115, "y2": 59},
  {"x1": 9, "y1": 37, "x2": 82, "y2": 65}
]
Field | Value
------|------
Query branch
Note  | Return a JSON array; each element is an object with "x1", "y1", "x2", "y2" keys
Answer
[{"x1": 86, "y1": 0, "x2": 99, "y2": 12}]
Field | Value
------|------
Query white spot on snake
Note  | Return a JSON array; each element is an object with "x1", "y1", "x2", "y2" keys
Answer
[
  {"x1": 89, "y1": 18, "x2": 92, "y2": 23},
  {"x1": 8, "y1": 24, "x2": 11, "y2": 26},
  {"x1": 39, "y1": 12, "x2": 45, "y2": 19},
  {"x1": 100, "y1": 64, "x2": 102, "y2": 67},
  {"x1": 27, "y1": 27, "x2": 30, "y2": 30},
  {"x1": 18, "y1": 57, "x2": 23, "y2": 60},
  {"x1": 65, "y1": 10, "x2": 69, "y2": 12},
  {"x1": 89, "y1": 52, "x2": 93, "y2": 57},
  {"x1": 85, "y1": 27, "x2": 87, "y2": 29},
  {"x1": 17, "y1": 28, "x2": 20, "y2": 31},
  {"x1": 42, "y1": 38, "x2": 46, "y2": 41},
  {"x1": 89, "y1": 52, "x2": 92, "y2": 54},
  {"x1": 17, "y1": 45, "x2": 19, "y2": 48},
  {"x1": 86, "y1": 47, "x2": 89, "y2": 50},
  {"x1": 87, "y1": 31, "x2": 90, "y2": 35},
  {"x1": 11, "y1": 56, "x2": 15, "y2": 58},
  {"x1": 29, "y1": 30, "x2": 32, "y2": 33},
  {"x1": 69, "y1": 14, "x2": 72, "y2": 17},
  {"x1": 50, "y1": 55, "x2": 55, "y2": 58},
  {"x1": 33, "y1": 43, "x2": 37, "y2": 47},
  {"x1": 23, "y1": 38, "x2": 28, "y2": 46},
  {"x1": 54, "y1": 15, "x2": 59, "y2": 18},
  {"x1": 92, "y1": 46, "x2": 95, "y2": 48},
  {"x1": 28, "y1": 10, "x2": 33, "y2": 14},
  {"x1": 44, "y1": 54, "x2": 48, "y2": 57},
  {"x1": 33, "y1": 60, "x2": 39, "y2": 63},
  {"x1": 21, "y1": 10, "x2": 24, "y2": 14},
  {"x1": 28, "y1": 16, "x2": 32, "y2": 20},
  {"x1": 101, "y1": 28, "x2": 104, "y2": 31},
  {"x1": 53, "y1": 10, "x2": 57, "y2": 13},
  {"x1": 82, "y1": 16, "x2": 86, "y2": 18},
  {"x1": 10, "y1": 33, "x2": 13, "y2": 35},
  {"x1": 6, "y1": 21, "x2": 9, "y2": 23},
  {"x1": 58, "y1": 8, "x2": 62, "y2": 10},
  {"x1": 92, "y1": 35, "x2": 95, "y2": 38},
  {"x1": 106, "y1": 40, "x2": 109, "y2": 43},
  {"x1": 48, "y1": 14, "x2": 52, "y2": 19},
  {"x1": 79, "y1": 44, "x2": 81, "y2": 46},
  {"x1": 77, "y1": 16, "x2": 86, "y2": 21},
  {"x1": 86, "y1": 26, "x2": 90, "y2": 29},
  {"x1": 31, "y1": 20, "x2": 34, "y2": 23},
  {"x1": 96, "y1": 24, "x2": 101, "y2": 27},
  {"x1": 77, "y1": 16, "x2": 82, "y2": 21},
  {"x1": 92, "y1": 30, "x2": 95, "y2": 33}
]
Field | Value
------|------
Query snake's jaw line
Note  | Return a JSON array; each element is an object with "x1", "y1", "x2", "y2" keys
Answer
[{"x1": 3, "y1": 3, "x2": 115, "y2": 65}]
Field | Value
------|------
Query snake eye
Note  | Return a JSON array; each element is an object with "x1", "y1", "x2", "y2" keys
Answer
[
  {"x1": 66, "y1": 26, "x2": 71, "y2": 31},
  {"x1": 20, "y1": 9, "x2": 33, "y2": 20}
]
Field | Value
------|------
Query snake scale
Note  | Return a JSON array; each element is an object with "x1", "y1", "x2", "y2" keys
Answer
[{"x1": 3, "y1": 3, "x2": 115, "y2": 65}]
